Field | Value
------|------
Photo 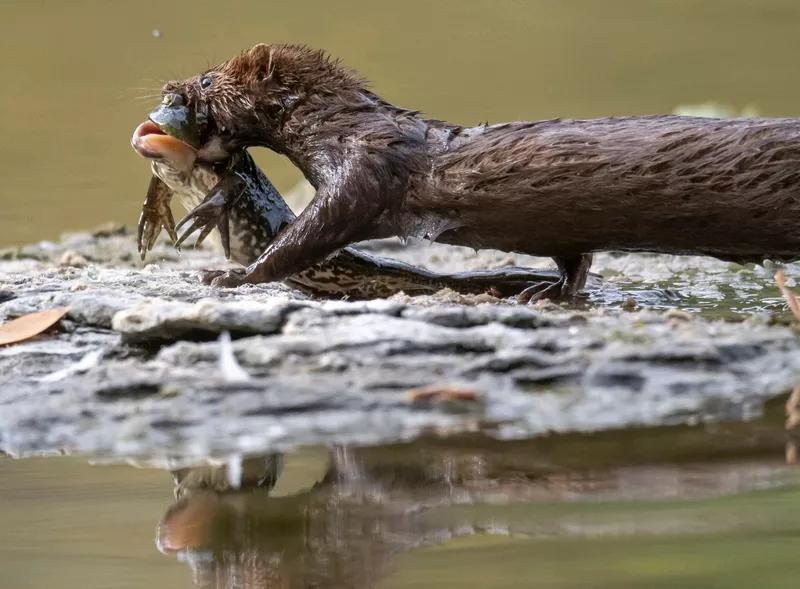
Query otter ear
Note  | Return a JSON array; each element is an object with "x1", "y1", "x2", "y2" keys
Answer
[
  {"x1": 248, "y1": 43, "x2": 270, "y2": 56},
  {"x1": 245, "y1": 43, "x2": 276, "y2": 85},
  {"x1": 260, "y1": 50, "x2": 276, "y2": 83}
]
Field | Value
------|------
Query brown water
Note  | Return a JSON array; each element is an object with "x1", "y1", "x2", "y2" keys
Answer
[
  {"x1": 3, "y1": 407, "x2": 800, "y2": 589},
  {"x1": 3, "y1": 0, "x2": 800, "y2": 247}
]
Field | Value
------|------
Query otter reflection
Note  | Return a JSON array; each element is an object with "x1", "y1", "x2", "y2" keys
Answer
[
  {"x1": 157, "y1": 411, "x2": 793, "y2": 589},
  {"x1": 158, "y1": 449, "x2": 485, "y2": 588}
]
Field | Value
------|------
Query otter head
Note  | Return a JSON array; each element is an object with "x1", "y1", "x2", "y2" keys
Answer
[{"x1": 133, "y1": 44, "x2": 366, "y2": 164}]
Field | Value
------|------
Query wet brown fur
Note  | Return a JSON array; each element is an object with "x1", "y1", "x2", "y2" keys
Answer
[{"x1": 163, "y1": 44, "x2": 800, "y2": 291}]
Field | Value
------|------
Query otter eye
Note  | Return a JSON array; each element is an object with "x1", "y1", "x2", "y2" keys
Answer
[{"x1": 200, "y1": 76, "x2": 213, "y2": 90}]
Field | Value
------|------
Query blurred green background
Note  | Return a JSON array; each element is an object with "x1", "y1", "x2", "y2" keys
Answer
[{"x1": 3, "y1": 0, "x2": 800, "y2": 247}]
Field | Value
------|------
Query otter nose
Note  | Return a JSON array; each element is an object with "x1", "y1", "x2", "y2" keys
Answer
[{"x1": 162, "y1": 93, "x2": 185, "y2": 107}]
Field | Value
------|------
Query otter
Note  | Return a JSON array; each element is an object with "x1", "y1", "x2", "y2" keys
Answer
[
  {"x1": 131, "y1": 102, "x2": 565, "y2": 299},
  {"x1": 155, "y1": 44, "x2": 800, "y2": 299}
]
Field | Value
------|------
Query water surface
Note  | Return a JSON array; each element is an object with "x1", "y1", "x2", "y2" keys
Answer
[{"x1": 3, "y1": 401, "x2": 800, "y2": 588}]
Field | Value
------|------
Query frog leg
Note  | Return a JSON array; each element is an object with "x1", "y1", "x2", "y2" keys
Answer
[
  {"x1": 175, "y1": 173, "x2": 246, "y2": 260},
  {"x1": 137, "y1": 175, "x2": 178, "y2": 262}
]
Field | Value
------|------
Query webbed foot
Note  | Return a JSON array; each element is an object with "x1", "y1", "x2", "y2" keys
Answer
[
  {"x1": 137, "y1": 176, "x2": 178, "y2": 261},
  {"x1": 175, "y1": 190, "x2": 233, "y2": 259}
]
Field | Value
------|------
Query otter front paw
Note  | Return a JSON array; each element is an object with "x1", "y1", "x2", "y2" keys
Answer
[{"x1": 199, "y1": 268, "x2": 247, "y2": 287}]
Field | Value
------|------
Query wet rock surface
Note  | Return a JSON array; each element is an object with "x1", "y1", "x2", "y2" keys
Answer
[{"x1": 2, "y1": 228, "x2": 800, "y2": 460}]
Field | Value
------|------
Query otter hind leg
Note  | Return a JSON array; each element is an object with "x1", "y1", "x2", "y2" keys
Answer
[
  {"x1": 560, "y1": 253, "x2": 593, "y2": 294},
  {"x1": 517, "y1": 254, "x2": 593, "y2": 303}
]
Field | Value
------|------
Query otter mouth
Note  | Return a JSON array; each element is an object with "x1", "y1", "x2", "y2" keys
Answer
[{"x1": 131, "y1": 119, "x2": 198, "y2": 173}]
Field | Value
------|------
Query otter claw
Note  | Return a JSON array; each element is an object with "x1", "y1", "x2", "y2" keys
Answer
[
  {"x1": 199, "y1": 269, "x2": 227, "y2": 285},
  {"x1": 199, "y1": 268, "x2": 247, "y2": 287},
  {"x1": 517, "y1": 280, "x2": 564, "y2": 303}
]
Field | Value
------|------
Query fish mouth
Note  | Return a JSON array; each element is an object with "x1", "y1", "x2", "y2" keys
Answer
[
  {"x1": 131, "y1": 119, "x2": 197, "y2": 173},
  {"x1": 132, "y1": 92, "x2": 231, "y2": 169}
]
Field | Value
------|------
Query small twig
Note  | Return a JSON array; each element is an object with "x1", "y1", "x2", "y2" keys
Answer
[{"x1": 775, "y1": 270, "x2": 800, "y2": 320}]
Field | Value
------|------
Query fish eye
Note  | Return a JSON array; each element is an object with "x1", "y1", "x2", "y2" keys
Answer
[
  {"x1": 161, "y1": 93, "x2": 184, "y2": 107},
  {"x1": 200, "y1": 76, "x2": 213, "y2": 90}
]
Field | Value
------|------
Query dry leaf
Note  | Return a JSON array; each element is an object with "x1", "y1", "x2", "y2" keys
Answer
[
  {"x1": 407, "y1": 384, "x2": 480, "y2": 403},
  {"x1": 0, "y1": 307, "x2": 70, "y2": 346},
  {"x1": 775, "y1": 270, "x2": 800, "y2": 321}
]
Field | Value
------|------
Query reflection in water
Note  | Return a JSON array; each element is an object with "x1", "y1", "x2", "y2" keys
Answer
[
  {"x1": 159, "y1": 452, "x2": 439, "y2": 588},
  {"x1": 155, "y1": 407, "x2": 799, "y2": 588}
]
